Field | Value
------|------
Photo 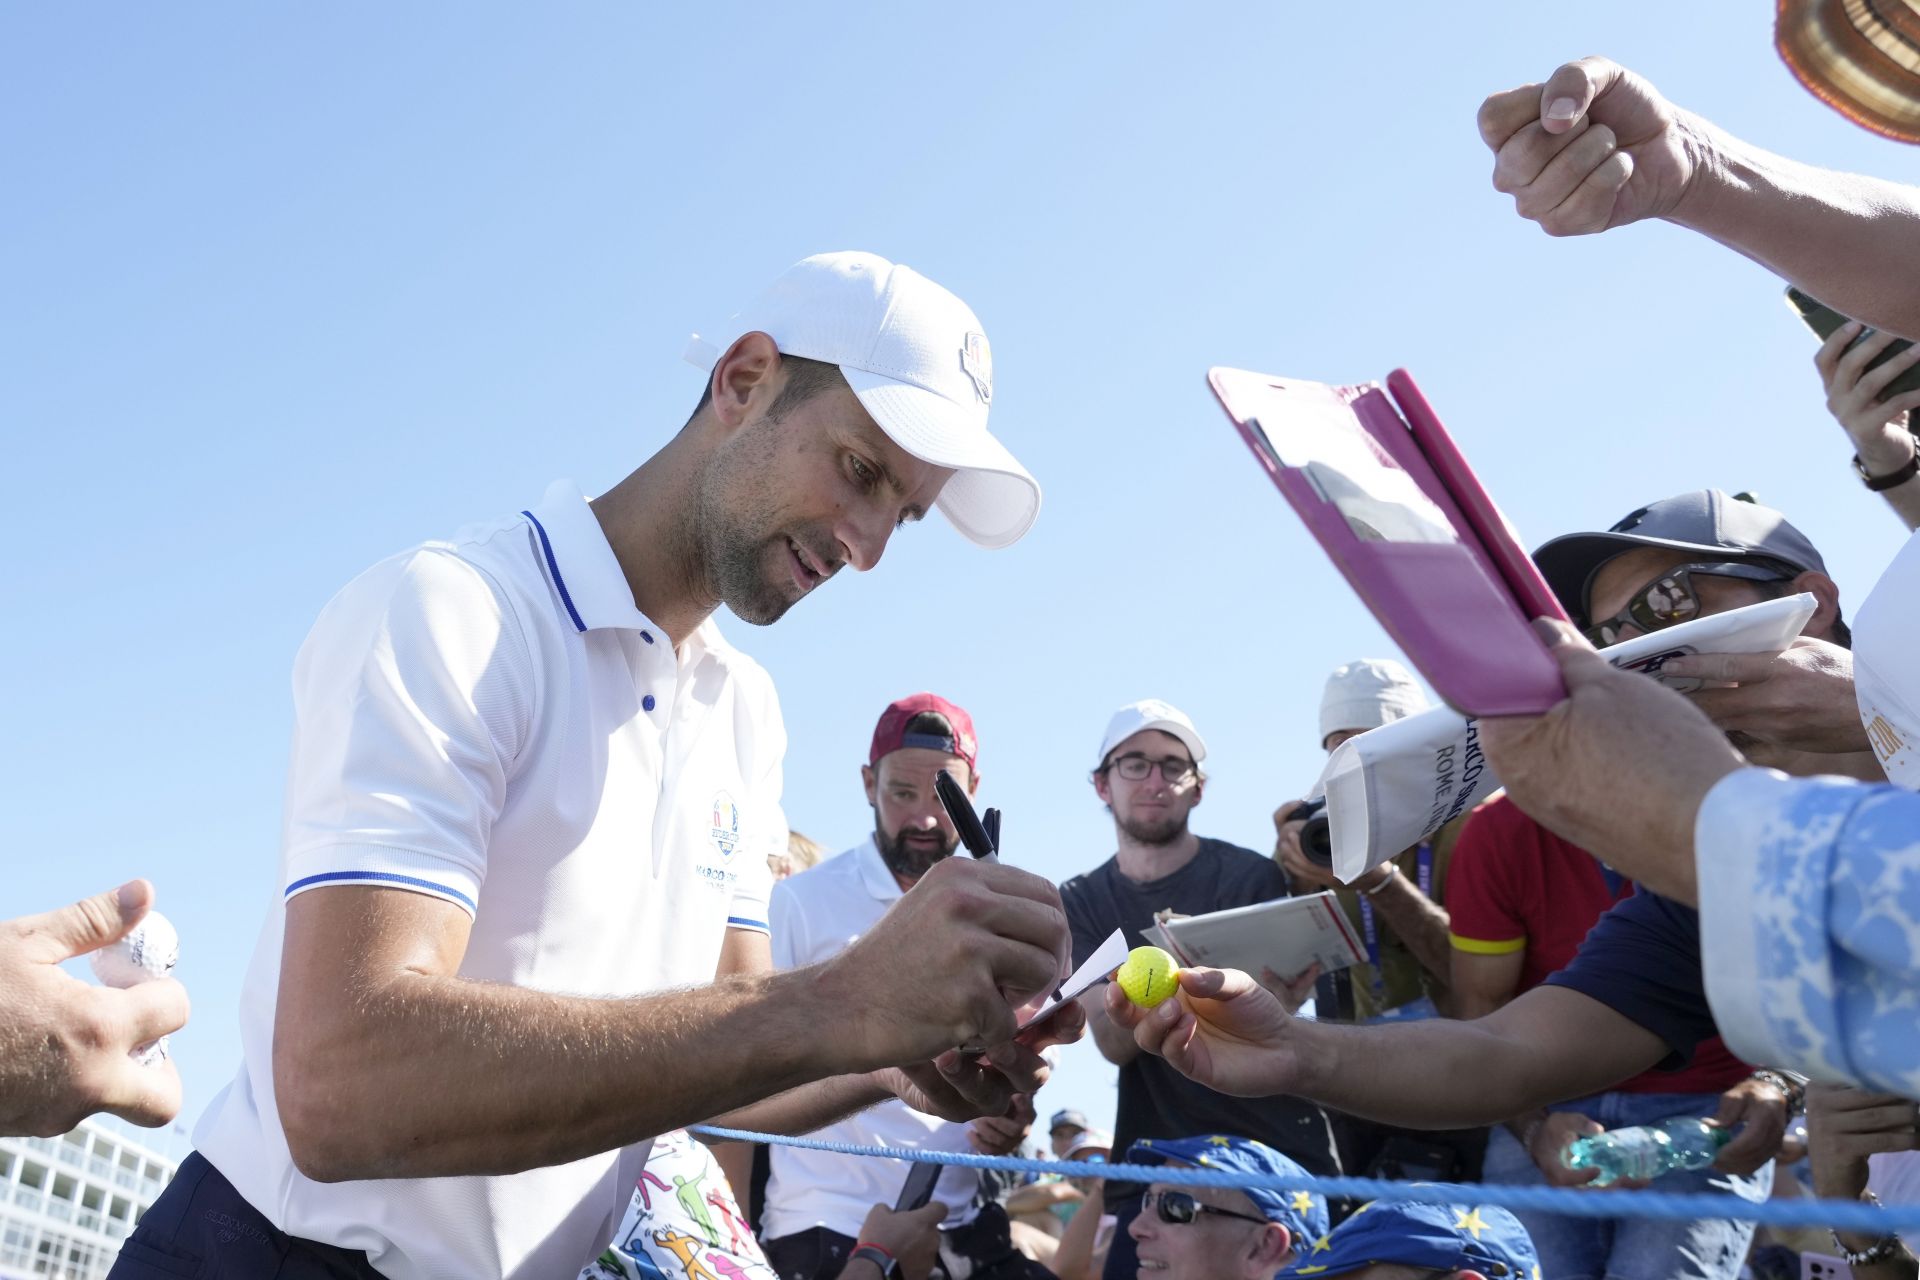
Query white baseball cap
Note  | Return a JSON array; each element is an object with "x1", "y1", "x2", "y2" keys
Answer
[
  {"x1": 1096, "y1": 699, "x2": 1208, "y2": 769},
  {"x1": 684, "y1": 251, "x2": 1041, "y2": 549},
  {"x1": 1318, "y1": 658, "x2": 1429, "y2": 745}
]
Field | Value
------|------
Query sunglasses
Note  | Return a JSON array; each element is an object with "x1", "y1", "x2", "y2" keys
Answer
[
  {"x1": 1582, "y1": 561, "x2": 1793, "y2": 648},
  {"x1": 1141, "y1": 1189, "x2": 1269, "y2": 1228},
  {"x1": 1103, "y1": 754, "x2": 1198, "y2": 786}
]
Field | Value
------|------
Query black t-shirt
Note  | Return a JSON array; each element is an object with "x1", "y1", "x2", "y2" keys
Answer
[
  {"x1": 1543, "y1": 889, "x2": 1722, "y2": 1070},
  {"x1": 1059, "y1": 838, "x2": 1342, "y2": 1198}
]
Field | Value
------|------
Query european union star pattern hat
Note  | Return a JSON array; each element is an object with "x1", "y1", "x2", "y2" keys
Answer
[
  {"x1": 1281, "y1": 1198, "x2": 1539, "y2": 1278},
  {"x1": 1126, "y1": 1136, "x2": 1328, "y2": 1243}
]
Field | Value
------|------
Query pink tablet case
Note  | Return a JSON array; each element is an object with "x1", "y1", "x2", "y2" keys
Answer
[{"x1": 1208, "y1": 366, "x2": 1570, "y2": 716}]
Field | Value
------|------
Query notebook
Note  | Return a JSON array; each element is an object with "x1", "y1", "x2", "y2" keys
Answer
[
  {"x1": 1143, "y1": 893, "x2": 1366, "y2": 981},
  {"x1": 1208, "y1": 367, "x2": 1571, "y2": 716}
]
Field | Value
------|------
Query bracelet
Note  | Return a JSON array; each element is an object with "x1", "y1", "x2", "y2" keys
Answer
[
  {"x1": 1750, "y1": 1068, "x2": 1807, "y2": 1116},
  {"x1": 1854, "y1": 429, "x2": 1920, "y2": 491},
  {"x1": 1359, "y1": 864, "x2": 1399, "y2": 897},
  {"x1": 850, "y1": 1242, "x2": 898, "y2": 1278},
  {"x1": 1831, "y1": 1191, "x2": 1903, "y2": 1266}
]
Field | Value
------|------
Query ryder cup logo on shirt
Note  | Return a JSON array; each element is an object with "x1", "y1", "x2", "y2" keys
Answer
[
  {"x1": 693, "y1": 792, "x2": 746, "y2": 892},
  {"x1": 709, "y1": 792, "x2": 741, "y2": 860},
  {"x1": 960, "y1": 331, "x2": 992, "y2": 404}
]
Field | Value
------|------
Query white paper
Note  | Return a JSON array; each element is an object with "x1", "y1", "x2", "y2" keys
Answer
[
  {"x1": 1145, "y1": 892, "x2": 1365, "y2": 979},
  {"x1": 1240, "y1": 377, "x2": 1455, "y2": 546},
  {"x1": 1315, "y1": 593, "x2": 1819, "y2": 881},
  {"x1": 1018, "y1": 928, "x2": 1128, "y2": 1030}
]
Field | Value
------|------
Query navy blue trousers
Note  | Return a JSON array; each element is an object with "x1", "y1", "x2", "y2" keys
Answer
[{"x1": 108, "y1": 1153, "x2": 384, "y2": 1279}]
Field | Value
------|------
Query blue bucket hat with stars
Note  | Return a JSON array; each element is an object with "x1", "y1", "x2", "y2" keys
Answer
[
  {"x1": 1126, "y1": 1135, "x2": 1328, "y2": 1243},
  {"x1": 1281, "y1": 1198, "x2": 1539, "y2": 1278}
]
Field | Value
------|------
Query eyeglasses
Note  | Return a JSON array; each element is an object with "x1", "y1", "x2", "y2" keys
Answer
[
  {"x1": 1582, "y1": 561, "x2": 1793, "y2": 648},
  {"x1": 1141, "y1": 1189, "x2": 1269, "y2": 1228},
  {"x1": 1103, "y1": 754, "x2": 1198, "y2": 785}
]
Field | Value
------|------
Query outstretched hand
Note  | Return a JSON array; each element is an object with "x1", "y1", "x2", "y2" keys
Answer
[
  {"x1": 1711, "y1": 1075, "x2": 1791, "y2": 1176},
  {"x1": 830, "y1": 857, "x2": 1072, "y2": 1069},
  {"x1": 880, "y1": 1037, "x2": 1052, "y2": 1125},
  {"x1": 1480, "y1": 619, "x2": 1746, "y2": 906},
  {"x1": 1806, "y1": 1082, "x2": 1920, "y2": 1201},
  {"x1": 1102, "y1": 966, "x2": 1298, "y2": 1098},
  {"x1": 0, "y1": 880, "x2": 190, "y2": 1137},
  {"x1": 1663, "y1": 638, "x2": 1870, "y2": 757},
  {"x1": 1816, "y1": 321, "x2": 1920, "y2": 472},
  {"x1": 1479, "y1": 56, "x2": 1703, "y2": 237}
]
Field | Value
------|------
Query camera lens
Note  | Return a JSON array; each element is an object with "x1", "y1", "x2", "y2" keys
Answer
[{"x1": 1300, "y1": 815, "x2": 1334, "y2": 868}]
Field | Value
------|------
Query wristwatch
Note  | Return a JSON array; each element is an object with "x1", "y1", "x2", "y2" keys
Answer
[
  {"x1": 1853, "y1": 428, "x2": 1920, "y2": 491},
  {"x1": 1750, "y1": 1068, "x2": 1807, "y2": 1116},
  {"x1": 849, "y1": 1243, "x2": 902, "y2": 1278}
]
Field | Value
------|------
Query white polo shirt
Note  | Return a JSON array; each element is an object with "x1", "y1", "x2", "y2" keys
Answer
[
  {"x1": 1853, "y1": 528, "x2": 1920, "y2": 789},
  {"x1": 195, "y1": 480, "x2": 784, "y2": 1280},
  {"x1": 762, "y1": 839, "x2": 981, "y2": 1241}
]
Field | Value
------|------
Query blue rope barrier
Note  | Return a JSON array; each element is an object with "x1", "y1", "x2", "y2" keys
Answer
[{"x1": 691, "y1": 1124, "x2": 1920, "y2": 1235}]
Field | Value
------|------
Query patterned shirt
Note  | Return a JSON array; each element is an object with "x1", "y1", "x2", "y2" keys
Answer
[{"x1": 1696, "y1": 767, "x2": 1920, "y2": 1097}]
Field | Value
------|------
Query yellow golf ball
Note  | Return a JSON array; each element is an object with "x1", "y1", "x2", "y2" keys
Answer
[{"x1": 1116, "y1": 945, "x2": 1181, "y2": 1008}]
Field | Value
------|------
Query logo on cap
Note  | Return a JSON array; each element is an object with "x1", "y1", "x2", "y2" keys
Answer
[
  {"x1": 960, "y1": 331, "x2": 993, "y2": 405},
  {"x1": 1609, "y1": 506, "x2": 1650, "y2": 533}
]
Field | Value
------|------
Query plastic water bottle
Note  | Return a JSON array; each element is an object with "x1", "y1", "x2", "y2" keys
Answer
[{"x1": 1563, "y1": 1117, "x2": 1730, "y2": 1186}]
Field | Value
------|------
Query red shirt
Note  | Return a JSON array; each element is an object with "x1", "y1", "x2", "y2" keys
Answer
[{"x1": 1447, "y1": 794, "x2": 1749, "y2": 1095}]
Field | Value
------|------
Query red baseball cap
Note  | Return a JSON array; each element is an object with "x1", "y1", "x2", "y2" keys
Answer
[{"x1": 869, "y1": 693, "x2": 978, "y2": 772}]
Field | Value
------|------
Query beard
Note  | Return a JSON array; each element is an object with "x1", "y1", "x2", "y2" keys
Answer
[
  {"x1": 706, "y1": 526, "x2": 797, "y2": 627},
  {"x1": 1115, "y1": 809, "x2": 1189, "y2": 847},
  {"x1": 875, "y1": 819, "x2": 958, "y2": 883},
  {"x1": 694, "y1": 418, "x2": 834, "y2": 627}
]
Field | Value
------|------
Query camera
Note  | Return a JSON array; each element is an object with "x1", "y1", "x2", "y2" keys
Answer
[{"x1": 1294, "y1": 797, "x2": 1334, "y2": 868}]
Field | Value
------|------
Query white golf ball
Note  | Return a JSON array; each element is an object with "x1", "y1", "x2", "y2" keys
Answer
[
  {"x1": 130, "y1": 1037, "x2": 170, "y2": 1068},
  {"x1": 91, "y1": 911, "x2": 179, "y2": 989}
]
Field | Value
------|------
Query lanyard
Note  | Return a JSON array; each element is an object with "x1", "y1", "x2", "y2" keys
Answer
[{"x1": 1358, "y1": 843, "x2": 1433, "y2": 997}]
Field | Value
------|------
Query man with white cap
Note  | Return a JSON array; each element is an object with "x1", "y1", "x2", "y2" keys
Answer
[
  {"x1": 113, "y1": 252, "x2": 1079, "y2": 1280},
  {"x1": 1276, "y1": 660, "x2": 1458, "y2": 1027},
  {"x1": 1060, "y1": 699, "x2": 1340, "y2": 1280},
  {"x1": 1274, "y1": 661, "x2": 1484, "y2": 1187}
]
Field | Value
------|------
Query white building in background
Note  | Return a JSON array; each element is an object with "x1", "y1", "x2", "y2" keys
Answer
[{"x1": 0, "y1": 1117, "x2": 179, "y2": 1279}]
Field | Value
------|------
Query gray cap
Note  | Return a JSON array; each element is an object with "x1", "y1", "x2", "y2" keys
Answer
[
  {"x1": 1319, "y1": 658, "x2": 1430, "y2": 745},
  {"x1": 1533, "y1": 490, "x2": 1825, "y2": 626},
  {"x1": 1049, "y1": 1109, "x2": 1090, "y2": 1133}
]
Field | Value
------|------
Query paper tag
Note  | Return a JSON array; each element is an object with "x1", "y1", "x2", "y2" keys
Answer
[{"x1": 1018, "y1": 929, "x2": 1128, "y2": 1030}]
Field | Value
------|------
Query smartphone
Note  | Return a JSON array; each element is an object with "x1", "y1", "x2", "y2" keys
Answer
[
  {"x1": 894, "y1": 1160, "x2": 942, "y2": 1212},
  {"x1": 1802, "y1": 1252, "x2": 1856, "y2": 1280},
  {"x1": 1785, "y1": 286, "x2": 1920, "y2": 401}
]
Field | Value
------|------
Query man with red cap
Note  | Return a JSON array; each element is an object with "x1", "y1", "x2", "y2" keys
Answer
[{"x1": 763, "y1": 693, "x2": 1046, "y2": 1280}]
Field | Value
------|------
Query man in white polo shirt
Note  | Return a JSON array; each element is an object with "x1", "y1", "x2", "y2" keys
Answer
[
  {"x1": 110, "y1": 252, "x2": 1079, "y2": 1280},
  {"x1": 763, "y1": 693, "x2": 1046, "y2": 1280}
]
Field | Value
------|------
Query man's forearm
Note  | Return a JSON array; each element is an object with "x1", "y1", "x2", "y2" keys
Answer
[
  {"x1": 1364, "y1": 871, "x2": 1455, "y2": 983},
  {"x1": 277, "y1": 963, "x2": 859, "y2": 1182},
  {"x1": 1283, "y1": 997, "x2": 1658, "y2": 1130},
  {"x1": 1676, "y1": 115, "x2": 1920, "y2": 340}
]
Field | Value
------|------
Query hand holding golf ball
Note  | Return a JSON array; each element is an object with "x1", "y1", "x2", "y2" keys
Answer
[
  {"x1": 1115, "y1": 945, "x2": 1181, "y2": 1008},
  {"x1": 1, "y1": 880, "x2": 187, "y2": 1134},
  {"x1": 91, "y1": 910, "x2": 179, "y2": 1066}
]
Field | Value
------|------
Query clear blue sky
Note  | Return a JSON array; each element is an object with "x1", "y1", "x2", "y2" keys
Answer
[{"x1": 5, "y1": 3, "x2": 1914, "y2": 1157}]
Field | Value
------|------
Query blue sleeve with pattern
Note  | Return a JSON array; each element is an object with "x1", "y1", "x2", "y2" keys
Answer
[{"x1": 1697, "y1": 768, "x2": 1920, "y2": 1096}]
